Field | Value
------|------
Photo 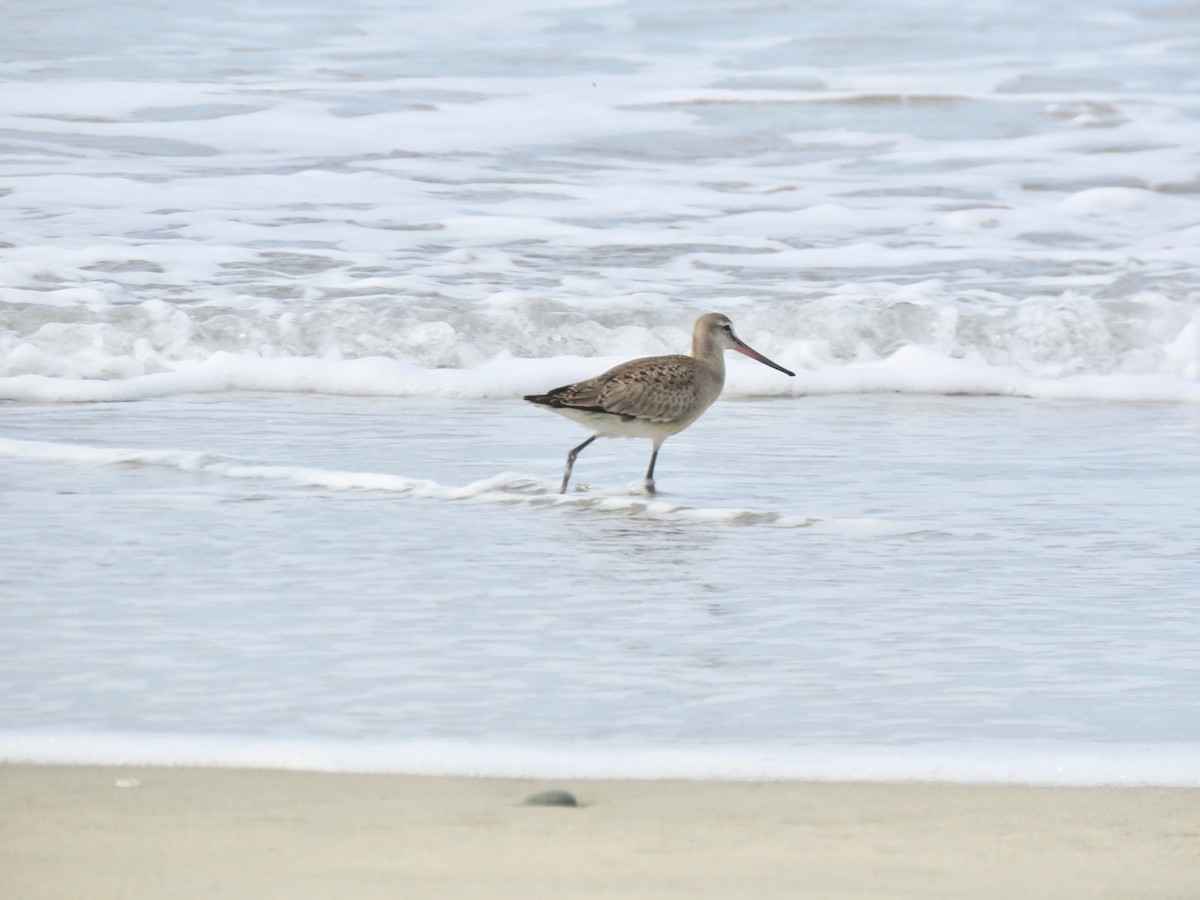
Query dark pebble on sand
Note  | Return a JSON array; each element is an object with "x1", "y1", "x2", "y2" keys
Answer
[{"x1": 522, "y1": 788, "x2": 578, "y2": 807}]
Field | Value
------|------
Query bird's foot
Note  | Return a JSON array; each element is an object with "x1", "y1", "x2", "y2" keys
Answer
[{"x1": 643, "y1": 479, "x2": 657, "y2": 495}]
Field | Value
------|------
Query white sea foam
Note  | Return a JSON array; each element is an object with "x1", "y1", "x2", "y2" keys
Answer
[
  {"x1": 0, "y1": 435, "x2": 904, "y2": 531},
  {"x1": 2, "y1": 731, "x2": 1197, "y2": 787},
  {"x1": 4, "y1": 346, "x2": 1199, "y2": 404},
  {"x1": 2, "y1": 0, "x2": 1199, "y2": 405}
]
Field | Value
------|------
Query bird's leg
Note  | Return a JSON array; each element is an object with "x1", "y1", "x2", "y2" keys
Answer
[
  {"x1": 561, "y1": 435, "x2": 597, "y2": 493},
  {"x1": 643, "y1": 445, "x2": 660, "y2": 495}
]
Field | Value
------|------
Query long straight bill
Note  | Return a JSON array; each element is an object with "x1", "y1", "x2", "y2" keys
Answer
[{"x1": 734, "y1": 340, "x2": 795, "y2": 377}]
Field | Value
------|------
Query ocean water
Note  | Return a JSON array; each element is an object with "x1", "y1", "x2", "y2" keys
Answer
[{"x1": 2, "y1": 0, "x2": 1199, "y2": 785}]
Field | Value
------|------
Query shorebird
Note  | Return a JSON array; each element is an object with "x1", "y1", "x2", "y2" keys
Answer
[{"x1": 525, "y1": 313, "x2": 795, "y2": 494}]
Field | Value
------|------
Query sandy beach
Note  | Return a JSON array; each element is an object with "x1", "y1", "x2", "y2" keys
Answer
[{"x1": 2, "y1": 765, "x2": 1196, "y2": 899}]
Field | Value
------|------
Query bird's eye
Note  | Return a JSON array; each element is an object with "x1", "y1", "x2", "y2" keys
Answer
[{"x1": 722, "y1": 323, "x2": 732, "y2": 332}]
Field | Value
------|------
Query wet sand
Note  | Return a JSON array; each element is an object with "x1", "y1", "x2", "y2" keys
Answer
[{"x1": 2, "y1": 765, "x2": 1197, "y2": 899}]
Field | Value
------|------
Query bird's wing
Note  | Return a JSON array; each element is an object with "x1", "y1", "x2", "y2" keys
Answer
[{"x1": 594, "y1": 356, "x2": 701, "y2": 422}]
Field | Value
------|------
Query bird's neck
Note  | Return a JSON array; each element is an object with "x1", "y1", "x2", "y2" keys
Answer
[{"x1": 692, "y1": 331, "x2": 727, "y2": 377}]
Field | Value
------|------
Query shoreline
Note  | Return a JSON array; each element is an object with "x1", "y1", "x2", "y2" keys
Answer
[{"x1": 3, "y1": 764, "x2": 1197, "y2": 899}]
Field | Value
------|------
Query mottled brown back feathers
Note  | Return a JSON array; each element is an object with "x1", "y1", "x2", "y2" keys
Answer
[{"x1": 524, "y1": 354, "x2": 707, "y2": 424}]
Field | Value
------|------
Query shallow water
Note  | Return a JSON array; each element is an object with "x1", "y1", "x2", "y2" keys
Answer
[{"x1": 3, "y1": 393, "x2": 1198, "y2": 782}]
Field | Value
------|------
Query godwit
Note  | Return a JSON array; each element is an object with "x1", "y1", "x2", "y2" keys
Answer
[{"x1": 524, "y1": 313, "x2": 795, "y2": 494}]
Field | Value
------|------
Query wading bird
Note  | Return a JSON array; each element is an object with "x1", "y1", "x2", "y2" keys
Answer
[{"x1": 525, "y1": 313, "x2": 795, "y2": 494}]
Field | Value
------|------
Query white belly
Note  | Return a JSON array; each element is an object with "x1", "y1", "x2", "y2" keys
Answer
[{"x1": 548, "y1": 406, "x2": 695, "y2": 443}]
